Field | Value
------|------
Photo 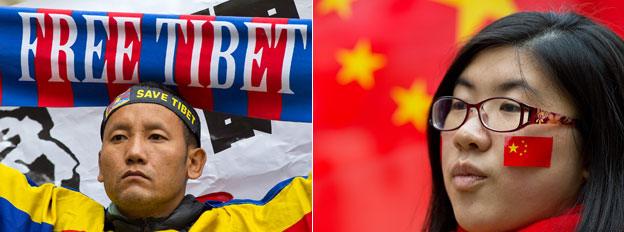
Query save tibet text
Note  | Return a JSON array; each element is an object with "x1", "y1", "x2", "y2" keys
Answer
[{"x1": 16, "y1": 11, "x2": 308, "y2": 94}]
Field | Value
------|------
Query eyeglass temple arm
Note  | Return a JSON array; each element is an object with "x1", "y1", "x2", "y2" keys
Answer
[{"x1": 527, "y1": 107, "x2": 575, "y2": 125}]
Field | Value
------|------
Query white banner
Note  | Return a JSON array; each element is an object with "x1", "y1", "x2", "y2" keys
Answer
[
  {"x1": 3, "y1": 0, "x2": 312, "y2": 207},
  {"x1": 0, "y1": 107, "x2": 311, "y2": 206}
]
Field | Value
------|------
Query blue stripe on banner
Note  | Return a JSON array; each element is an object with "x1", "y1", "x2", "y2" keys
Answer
[
  {"x1": 0, "y1": 198, "x2": 53, "y2": 232},
  {"x1": 0, "y1": 6, "x2": 311, "y2": 122},
  {"x1": 71, "y1": 10, "x2": 111, "y2": 106},
  {"x1": 281, "y1": 18, "x2": 312, "y2": 122},
  {"x1": 138, "y1": 13, "x2": 178, "y2": 84},
  {"x1": 212, "y1": 16, "x2": 249, "y2": 117},
  {"x1": 0, "y1": 7, "x2": 38, "y2": 106},
  {"x1": 209, "y1": 175, "x2": 307, "y2": 207}
]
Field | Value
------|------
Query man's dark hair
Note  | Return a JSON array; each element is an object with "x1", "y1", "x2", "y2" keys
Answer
[{"x1": 425, "y1": 12, "x2": 624, "y2": 231}]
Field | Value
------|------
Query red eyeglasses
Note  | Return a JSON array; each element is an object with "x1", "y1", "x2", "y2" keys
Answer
[{"x1": 430, "y1": 96, "x2": 576, "y2": 132}]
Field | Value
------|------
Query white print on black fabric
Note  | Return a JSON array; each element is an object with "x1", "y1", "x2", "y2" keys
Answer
[
  {"x1": 0, "y1": 107, "x2": 80, "y2": 190},
  {"x1": 204, "y1": 110, "x2": 271, "y2": 154},
  {"x1": 194, "y1": 0, "x2": 300, "y2": 18}
]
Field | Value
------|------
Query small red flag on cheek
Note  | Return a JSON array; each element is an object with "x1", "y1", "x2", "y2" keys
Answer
[{"x1": 504, "y1": 136, "x2": 553, "y2": 167}]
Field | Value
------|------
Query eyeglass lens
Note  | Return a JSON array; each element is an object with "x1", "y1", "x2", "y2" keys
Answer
[{"x1": 432, "y1": 98, "x2": 527, "y2": 131}]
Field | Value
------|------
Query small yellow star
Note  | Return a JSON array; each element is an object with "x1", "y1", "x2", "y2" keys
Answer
[
  {"x1": 318, "y1": 0, "x2": 356, "y2": 18},
  {"x1": 508, "y1": 143, "x2": 518, "y2": 153},
  {"x1": 391, "y1": 80, "x2": 432, "y2": 133},
  {"x1": 336, "y1": 39, "x2": 386, "y2": 90},
  {"x1": 433, "y1": 0, "x2": 517, "y2": 42}
]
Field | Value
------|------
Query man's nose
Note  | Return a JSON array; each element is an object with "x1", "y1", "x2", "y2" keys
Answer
[
  {"x1": 452, "y1": 108, "x2": 491, "y2": 151},
  {"x1": 126, "y1": 136, "x2": 147, "y2": 165}
]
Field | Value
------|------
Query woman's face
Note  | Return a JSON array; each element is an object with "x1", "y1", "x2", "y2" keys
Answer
[{"x1": 441, "y1": 46, "x2": 585, "y2": 231}]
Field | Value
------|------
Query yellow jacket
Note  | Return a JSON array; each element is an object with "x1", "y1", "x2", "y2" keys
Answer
[{"x1": 0, "y1": 163, "x2": 311, "y2": 231}]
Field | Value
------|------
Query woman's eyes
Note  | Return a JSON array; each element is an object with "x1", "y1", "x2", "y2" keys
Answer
[
  {"x1": 451, "y1": 101, "x2": 466, "y2": 110},
  {"x1": 449, "y1": 100, "x2": 520, "y2": 113},
  {"x1": 499, "y1": 103, "x2": 521, "y2": 112}
]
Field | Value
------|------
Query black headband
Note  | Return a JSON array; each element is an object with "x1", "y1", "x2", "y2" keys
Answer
[{"x1": 100, "y1": 85, "x2": 201, "y2": 146}]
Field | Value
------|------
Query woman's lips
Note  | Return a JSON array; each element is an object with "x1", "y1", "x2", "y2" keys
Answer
[
  {"x1": 450, "y1": 163, "x2": 487, "y2": 191},
  {"x1": 452, "y1": 175, "x2": 486, "y2": 191}
]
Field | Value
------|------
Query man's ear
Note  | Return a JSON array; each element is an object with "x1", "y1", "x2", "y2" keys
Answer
[
  {"x1": 97, "y1": 151, "x2": 104, "y2": 183},
  {"x1": 187, "y1": 148, "x2": 207, "y2": 179}
]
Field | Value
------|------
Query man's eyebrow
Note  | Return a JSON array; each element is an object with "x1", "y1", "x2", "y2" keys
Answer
[
  {"x1": 107, "y1": 122, "x2": 131, "y2": 133},
  {"x1": 456, "y1": 77, "x2": 474, "y2": 89},
  {"x1": 144, "y1": 121, "x2": 168, "y2": 131}
]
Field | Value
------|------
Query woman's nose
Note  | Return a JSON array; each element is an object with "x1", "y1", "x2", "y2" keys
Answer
[{"x1": 452, "y1": 108, "x2": 492, "y2": 152}]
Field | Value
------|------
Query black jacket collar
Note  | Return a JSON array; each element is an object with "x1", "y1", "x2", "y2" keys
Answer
[{"x1": 104, "y1": 195, "x2": 210, "y2": 232}]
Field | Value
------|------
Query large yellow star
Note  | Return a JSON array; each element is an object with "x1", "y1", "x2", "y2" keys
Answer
[
  {"x1": 318, "y1": 0, "x2": 356, "y2": 18},
  {"x1": 434, "y1": 0, "x2": 517, "y2": 42},
  {"x1": 391, "y1": 80, "x2": 432, "y2": 132},
  {"x1": 508, "y1": 143, "x2": 518, "y2": 153},
  {"x1": 336, "y1": 39, "x2": 386, "y2": 90}
]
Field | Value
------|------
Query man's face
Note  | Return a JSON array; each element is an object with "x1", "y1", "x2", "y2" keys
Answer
[{"x1": 98, "y1": 103, "x2": 192, "y2": 218}]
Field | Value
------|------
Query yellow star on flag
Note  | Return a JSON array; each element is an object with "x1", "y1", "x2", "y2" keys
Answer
[
  {"x1": 521, "y1": 140, "x2": 527, "y2": 156},
  {"x1": 508, "y1": 143, "x2": 518, "y2": 153},
  {"x1": 391, "y1": 80, "x2": 432, "y2": 133},
  {"x1": 336, "y1": 39, "x2": 386, "y2": 90},
  {"x1": 318, "y1": 0, "x2": 356, "y2": 18},
  {"x1": 434, "y1": 0, "x2": 517, "y2": 42}
]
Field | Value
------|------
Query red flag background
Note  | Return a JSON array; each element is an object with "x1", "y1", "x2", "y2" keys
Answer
[{"x1": 314, "y1": 0, "x2": 624, "y2": 231}]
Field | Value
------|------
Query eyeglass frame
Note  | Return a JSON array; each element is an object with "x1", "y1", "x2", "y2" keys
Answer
[{"x1": 430, "y1": 96, "x2": 576, "y2": 132}]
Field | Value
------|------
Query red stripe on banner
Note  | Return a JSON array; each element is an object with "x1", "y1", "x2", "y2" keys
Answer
[
  {"x1": 247, "y1": 18, "x2": 289, "y2": 119},
  {"x1": 284, "y1": 212, "x2": 312, "y2": 232},
  {"x1": 176, "y1": 15, "x2": 214, "y2": 110},
  {"x1": 195, "y1": 191, "x2": 233, "y2": 203},
  {"x1": 35, "y1": 9, "x2": 74, "y2": 106},
  {"x1": 104, "y1": 12, "x2": 143, "y2": 101}
]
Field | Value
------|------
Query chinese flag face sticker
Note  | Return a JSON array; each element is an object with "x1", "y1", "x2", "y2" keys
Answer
[{"x1": 504, "y1": 136, "x2": 553, "y2": 168}]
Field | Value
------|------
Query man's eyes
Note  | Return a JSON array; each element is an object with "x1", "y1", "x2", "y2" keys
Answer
[
  {"x1": 108, "y1": 133, "x2": 168, "y2": 142},
  {"x1": 110, "y1": 134, "x2": 127, "y2": 142},
  {"x1": 148, "y1": 134, "x2": 167, "y2": 141}
]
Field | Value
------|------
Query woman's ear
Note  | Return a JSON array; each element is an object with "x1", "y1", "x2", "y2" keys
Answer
[{"x1": 187, "y1": 148, "x2": 207, "y2": 179}]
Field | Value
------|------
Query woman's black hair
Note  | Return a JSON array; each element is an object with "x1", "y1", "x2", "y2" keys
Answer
[{"x1": 425, "y1": 12, "x2": 624, "y2": 231}]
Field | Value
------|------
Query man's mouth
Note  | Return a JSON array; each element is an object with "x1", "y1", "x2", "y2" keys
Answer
[{"x1": 122, "y1": 170, "x2": 150, "y2": 180}]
